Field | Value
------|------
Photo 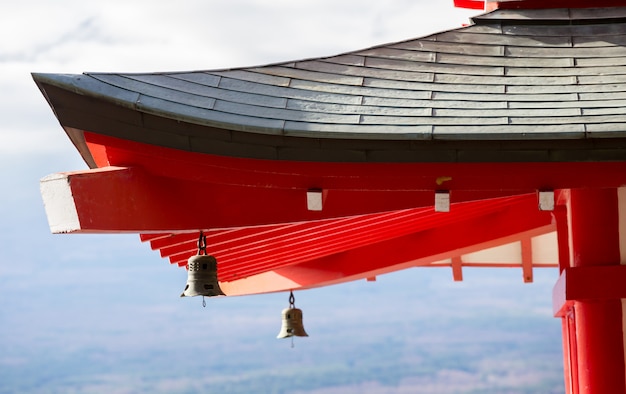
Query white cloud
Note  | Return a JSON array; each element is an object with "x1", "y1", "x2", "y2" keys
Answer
[{"x1": 1, "y1": 1, "x2": 477, "y2": 156}]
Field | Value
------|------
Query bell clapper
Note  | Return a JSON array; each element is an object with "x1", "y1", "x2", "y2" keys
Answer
[{"x1": 202, "y1": 295, "x2": 206, "y2": 308}]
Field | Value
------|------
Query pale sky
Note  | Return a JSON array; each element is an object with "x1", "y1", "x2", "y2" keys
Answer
[{"x1": 2, "y1": 0, "x2": 477, "y2": 157}]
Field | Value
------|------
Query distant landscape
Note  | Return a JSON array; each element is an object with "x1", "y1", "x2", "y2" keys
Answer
[{"x1": 0, "y1": 233, "x2": 564, "y2": 394}]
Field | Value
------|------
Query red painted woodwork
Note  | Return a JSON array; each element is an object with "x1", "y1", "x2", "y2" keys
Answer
[
  {"x1": 270, "y1": 195, "x2": 554, "y2": 288},
  {"x1": 131, "y1": 192, "x2": 555, "y2": 292},
  {"x1": 454, "y1": 0, "x2": 485, "y2": 9},
  {"x1": 553, "y1": 265, "x2": 626, "y2": 316},
  {"x1": 521, "y1": 238, "x2": 533, "y2": 283},
  {"x1": 163, "y1": 195, "x2": 535, "y2": 266},
  {"x1": 554, "y1": 205, "x2": 571, "y2": 274},
  {"x1": 47, "y1": 129, "x2": 613, "y2": 294},
  {"x1": 84, "y1": 132, "x2": 626, "y2": 195},
  {"x1": 563, "y1": 314, "x2": 579, "y2": 394},
  {"x1": 46, "y1": 144, "x2": 561, "y2": 292},
  {"x1": 53, "y1": 165, "x2": 546, "y2": 233},
  {"x1": 556, "y1": 189, "x2": 626, "y2": 394},
  {"x1": 451, "y1": 256, "x2": 464, "y2": 281},
  {"x1": 575, "y1": 300, "x2": 625, "y2": 394},
  {"x1": 50, "y1": 133, "x2": 626, "y2": 235},
  {"x1": 152, "y1": 194, "x2": 553, "y2": 274}
]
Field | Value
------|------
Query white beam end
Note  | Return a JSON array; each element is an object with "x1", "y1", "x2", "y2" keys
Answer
[
  {"x1": 40, "y1": 173, "x2": 81, "y2": 233},
  {"x1": 538, "y1": 190, "x2": 555, "y2": 211}
]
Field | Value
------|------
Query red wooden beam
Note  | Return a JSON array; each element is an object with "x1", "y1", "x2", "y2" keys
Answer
[
  {"x1": 85, "y1": 133, "x2": 626, "y2": 195},
  {"x1": 454, "y1": 0, "x2": 484, "y2": 9},
  {"x1": 41, "y1": 133, "x2": 626, "y2": 234},
  {"x1": 208, "y1": 193, "x2": 556, "y2": 295},
  {"x1": 151, "y1": 195, "x2": 542, "y2": 279},
  {"x1": 553, "y1": 265, "x2": 626, "y2": 317},
  {"x1": 46, "y1": 161, "x2": 573, "y2": 234},
  {"x1": 217, "y1": 197, "x2": 525, "y2": 279},
  {"x1": 40, "y1": 166, "x2": 166, "y2": 233},
  {"x1": 451, "y1": 256, "x2": 464, "y2": 282},
  {"x1": 521, "y1": 237, "x2": 533, "y2": 283}
]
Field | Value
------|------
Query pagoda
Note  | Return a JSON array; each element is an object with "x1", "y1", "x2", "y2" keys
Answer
[{"x1": 34, "y1": 1, "x2": 626, "y2": 392}]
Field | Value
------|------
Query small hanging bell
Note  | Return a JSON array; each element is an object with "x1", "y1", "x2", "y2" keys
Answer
[
  {"x1": 180, "y1": 254, "x2": 225, "y2": 297},
  {"x1": 277, "y1": 291, "x2": 308, "y2": 338}
]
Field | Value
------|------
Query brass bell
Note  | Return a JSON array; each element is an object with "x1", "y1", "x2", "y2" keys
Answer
[
  {"x1": 277, "y1": 291, "x2": 308, "y2": 338},
  {"x1": 180, "y1": 232, "x2": 225, "y2": 298},
  {"x1": 180, "y1": 254, "x2": 225, "y2": 297}
]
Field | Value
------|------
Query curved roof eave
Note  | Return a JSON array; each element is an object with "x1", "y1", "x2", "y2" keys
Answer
[{"x1": 33, "y1": 7, "x2": 626, "y2": 147}]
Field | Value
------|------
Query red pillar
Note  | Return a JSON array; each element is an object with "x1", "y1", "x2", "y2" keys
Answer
[
  {"x1": 566, "y1": 188, "x2": 625, "y2": 393},
  {"x1": 555, "y1": 201, "x2": 577, "y2": 394}
]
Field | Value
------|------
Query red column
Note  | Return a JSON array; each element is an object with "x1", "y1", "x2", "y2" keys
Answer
[
  {"x1": 555, "y1": 201, "x2": 577, "y2": 394},
  {"x1": 568, "y1": 188, "x2": 625, "y2": 393}
]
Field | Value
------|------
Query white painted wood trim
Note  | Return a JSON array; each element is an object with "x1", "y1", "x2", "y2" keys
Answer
[
  {"x1": 39, "y1": 173, "x2": 80, "y2": 233},
  {"x1": 435, "y1": 191, "x2": 450, "y2": 212},
  {"x1": 306, "y1": 190, "x2": 323, "y2": 211}
]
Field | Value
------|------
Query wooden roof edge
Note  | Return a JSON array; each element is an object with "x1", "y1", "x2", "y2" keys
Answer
[
  {"x1": 31, "y1": 72, "x2": 289, "y2": 137},
  {"x1": 32, "y1": 6, "x2": 626, "y2": 146},
  {"x1": 474, "y1": 5, "x2": 626, "y2": 24},
  {"x1": 32, "y1": 72, "x2": 140, "y2": 111}
]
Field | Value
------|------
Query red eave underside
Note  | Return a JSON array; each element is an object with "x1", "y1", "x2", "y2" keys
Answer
[
  {"x1": 57, "y1": 130, "x2": 626, "y2": 293},
  {"x1": 84, "y1": 131, "x2": 626, "y2": 195},
  {"x1": 75, "y1": 131, "x2": 571, "y2": 289},
  {"x1": 140, "y1": 193, "x2": 555, "y2": 285}
]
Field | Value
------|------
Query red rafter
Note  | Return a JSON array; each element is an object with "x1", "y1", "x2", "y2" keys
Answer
[{"x1": 141, "y1": 193, "x2": 553, "y2": 282}]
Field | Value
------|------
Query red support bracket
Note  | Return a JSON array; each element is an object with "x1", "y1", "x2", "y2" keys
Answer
[
  {"x1": 553, "y1": 265, "x2": 626, "y2": 317},
  {"x1": 454, "y1": 0, "x2": 484, "y2": 9},
  {"x1": 521, "y1": 238, "x2": 533, "y2": 283},
  {"x1": 451, "y1": 256, "x2": 464, "y2": 282}
]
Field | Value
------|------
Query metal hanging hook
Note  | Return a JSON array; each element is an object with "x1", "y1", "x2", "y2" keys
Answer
[
  {"x1": 289, "y1": 290, "x2": 295, "y2": 308},
  {"x1": 198, "y1": 231, "x2": 207, "y2": 255}
]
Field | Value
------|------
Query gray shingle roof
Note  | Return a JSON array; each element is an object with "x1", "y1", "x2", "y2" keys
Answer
[{"x1": 33, "y1": 7, "x2": 626, "y2": 162}]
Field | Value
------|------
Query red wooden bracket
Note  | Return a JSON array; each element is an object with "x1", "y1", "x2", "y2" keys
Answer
[{"x1": 553, "y1": 265, "x2": 626, "y2": 317}]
